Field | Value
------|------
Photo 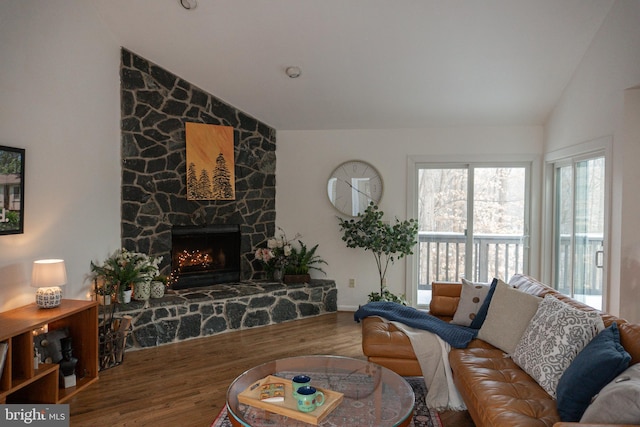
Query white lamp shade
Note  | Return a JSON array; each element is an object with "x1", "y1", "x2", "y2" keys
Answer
[{"x1": 31, "y1": 259, "x2": 67, "y2": 288}]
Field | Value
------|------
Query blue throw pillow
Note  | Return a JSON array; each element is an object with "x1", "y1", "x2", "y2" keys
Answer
[
  {"x1": 556, "y1": 322, "x2": 631, "y2": 422},
  {"x1": 468, "y1": 278, "x2": 498, "y2": 329}
]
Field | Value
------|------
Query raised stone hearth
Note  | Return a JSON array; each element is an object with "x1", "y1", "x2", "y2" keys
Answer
[{"x1": 113, "y1": 280, "x2": 337, "y2": 350}]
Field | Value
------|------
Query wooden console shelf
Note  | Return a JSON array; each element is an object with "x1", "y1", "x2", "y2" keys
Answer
[{"x1": 0, "y1": 299, "x2": 99, "y2": 404}]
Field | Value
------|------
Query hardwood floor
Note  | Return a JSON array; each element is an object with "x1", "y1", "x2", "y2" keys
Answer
[{"x1": 69, "y1": 312, "x2": 474, "y2": 427}]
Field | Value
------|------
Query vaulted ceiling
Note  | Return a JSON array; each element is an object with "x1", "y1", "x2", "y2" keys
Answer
[{"x1": 91, "y1": 0, "x2": 614, "y2": 130}]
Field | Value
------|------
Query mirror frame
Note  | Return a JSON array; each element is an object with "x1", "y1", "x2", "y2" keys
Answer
[{"x1": 0, "y1": 145, "x2": 25, "y2": 235}]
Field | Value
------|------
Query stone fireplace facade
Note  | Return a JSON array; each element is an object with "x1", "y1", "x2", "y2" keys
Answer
[{"x1": 120, "y1": 48, "x2": 276, "y2": 282}]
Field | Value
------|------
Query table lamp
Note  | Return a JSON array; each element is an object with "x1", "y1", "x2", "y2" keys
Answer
[{"x1": 31, "y1": 259, "x2": 67, "y2": 308}]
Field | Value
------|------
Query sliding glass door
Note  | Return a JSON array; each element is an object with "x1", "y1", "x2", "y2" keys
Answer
[
  {"x1": 416, "y1": 164, "x2": 529, "y2": 306},
  {"x1": 553, "y1": 155, "x2": 605, "y2": 309}
]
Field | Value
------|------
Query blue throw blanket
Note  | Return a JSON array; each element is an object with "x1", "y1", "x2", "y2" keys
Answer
[{"x1": 354, "y1": 301, "x2": 477, "y2": 348}]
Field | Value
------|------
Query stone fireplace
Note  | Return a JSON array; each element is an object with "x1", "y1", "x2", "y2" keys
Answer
[
  {"x1": 120, "y1": 48, "x2": 276, "y2": 284},
  {"x1": 117, "y1": 49, "x2": 337, "y2": 350},
  {"x1": 170, "y1": 224, "x2": 241, "y2": 289}
]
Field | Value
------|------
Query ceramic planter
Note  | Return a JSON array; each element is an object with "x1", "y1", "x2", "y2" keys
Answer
[
  {"x1": 133, "y1": 281, "x2": 151, "y2": 301},
  {"x1": 150, "y1": 281, "x2": 165, "y2": 298}
]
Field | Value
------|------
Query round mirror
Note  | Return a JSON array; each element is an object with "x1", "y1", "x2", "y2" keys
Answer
[{"x1": 327, "y1": 160, "x2": 383, "y2": 216}]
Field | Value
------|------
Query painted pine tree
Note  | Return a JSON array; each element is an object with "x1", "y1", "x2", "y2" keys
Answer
[
  {"x1": 212, "y1": 153, "x2": 234, "y2": 199},
  {"x1": 187, "y1": 162, "x2": 198, "y2": 199}
]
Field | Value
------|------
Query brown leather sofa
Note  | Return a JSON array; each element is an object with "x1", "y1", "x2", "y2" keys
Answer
[{"x1": 361, "y1": 274, "x2": 640, "y2": 427}]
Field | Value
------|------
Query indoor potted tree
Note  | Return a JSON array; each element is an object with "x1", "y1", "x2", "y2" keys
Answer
[{"x1": 338, "y1": 202, "x2": 418, "y2": 304}]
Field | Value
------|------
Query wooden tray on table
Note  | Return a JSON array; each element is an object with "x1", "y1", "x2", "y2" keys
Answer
[{"x1": 237, "y1": 375, "x2": 344, "y2": 425}]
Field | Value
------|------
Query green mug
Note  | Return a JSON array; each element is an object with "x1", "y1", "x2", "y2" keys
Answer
[
  {"x1": 292, "y1": 375, "x2": 311, "y2": 398},
  {"x1": 296, "y1": 386, "x2": 325, "y2": 412}
]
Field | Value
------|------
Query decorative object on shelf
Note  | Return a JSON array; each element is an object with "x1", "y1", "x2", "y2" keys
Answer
[
  {"x1": 122, "y1": 289, "x2": 132, "y2": 303},
  {"x1": 31, "y1": 259, "x2": 67, "y2": 309},
  {"x1": 328, "y1": 160, "x2": 383, "y2": 217},
  {"x1": 150, "y1": 274, "x2": 168, "y2": 298},
  {"x1": 338, "y1": 202, "x2": 418, "y2": 304},
  {"x1": 33, "y1": 327, "x2": 69, "y2": 364},
  {"x1": 58, "y1": 336, "x2": 78, "y2": 389},
  {"x1": 0, "y1": 145, "x2": 25, "y2": 235},
  {"x1": 255, "y1": 228, "x2": 327, "y2": 282},
  {"x1": 133, "y1": 281, "x2": 151, "y2": 301},
  {"x1": 90, "y1": 248, "x2": 162, "y2": 304}
]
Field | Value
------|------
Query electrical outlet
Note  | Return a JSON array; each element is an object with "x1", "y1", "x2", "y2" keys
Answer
[{"x1": 348, "y1": 278, "x2": 355, "y2": 288}]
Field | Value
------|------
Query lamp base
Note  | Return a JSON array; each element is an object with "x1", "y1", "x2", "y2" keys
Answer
[{"x1": 35, "y1": 286, "x2": 62, "y2": 308}]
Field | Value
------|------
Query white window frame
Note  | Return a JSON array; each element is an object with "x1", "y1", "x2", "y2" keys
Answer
[
  {"x1": 543, "y1": 136, "x2": 612, "y2": 311},
  {"x1": 407, "y1": 154, "x2": 540, "y2": 308}
]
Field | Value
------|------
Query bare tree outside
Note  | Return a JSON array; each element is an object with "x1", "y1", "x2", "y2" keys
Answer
[{"x1": 417, "y1": 166, "x2": 526, "y2": 304}]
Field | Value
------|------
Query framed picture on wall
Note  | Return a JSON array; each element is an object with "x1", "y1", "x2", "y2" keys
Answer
[
  {"x1": 0, "y1": 145, "x2": 25, "y2": 235},
  {"x1": 185, "y1": 123, "x2": 236, "y2": 201}
]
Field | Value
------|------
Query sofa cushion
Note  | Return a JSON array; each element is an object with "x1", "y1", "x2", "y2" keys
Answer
[
  {"x1": 512, "y1": 294, "x2": 604, "y2": 398},
  {"x1": 580, "y1": 363, "x2": 640, "y2": 424},
  {"x1": 556, "y1": 322, "x2": 631, "y2": 421},
  {"x1": 469, "y1": 278, "x2": 498, "y2": 329},
  {"x1": 451, "y1": 278, "x2": 493, "y2": 326},
  {"x1": 477, "y1": 279, "x2": 541, "y2": 354}
]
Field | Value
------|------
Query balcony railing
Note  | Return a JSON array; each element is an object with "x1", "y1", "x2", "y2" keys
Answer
[
  {"x1": 418, "y1": 232, "x2": 525, "y2": 290},
  {"x1": 417, "y1": 232, "x2": 603, "y2": 294}
]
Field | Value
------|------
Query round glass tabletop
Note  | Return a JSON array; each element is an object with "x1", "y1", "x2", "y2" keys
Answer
[{"x1": 226, "y1": 355, "x2": 414, "y2": 427}]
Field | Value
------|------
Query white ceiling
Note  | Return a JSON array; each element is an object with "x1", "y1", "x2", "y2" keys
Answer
[{"x1": 91, "y1": 0, "x2": 614, "y2": 130}]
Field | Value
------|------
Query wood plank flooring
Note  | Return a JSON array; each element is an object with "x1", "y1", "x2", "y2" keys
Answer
[{"x1": 69, "y1": 312, "x2": 474, "y2": 427}]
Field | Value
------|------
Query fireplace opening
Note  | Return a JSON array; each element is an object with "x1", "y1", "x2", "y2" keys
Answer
[{"x1": 170, "y1": 224, "x2": 241, "y2": 290}]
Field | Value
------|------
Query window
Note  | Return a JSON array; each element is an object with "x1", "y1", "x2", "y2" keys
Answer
[
  {"x1": 552, "y1": 154, "x2": 605, "y2": 310},
  {"x1": 410, "y1": 162, "x2": 530, "y2": 307}
]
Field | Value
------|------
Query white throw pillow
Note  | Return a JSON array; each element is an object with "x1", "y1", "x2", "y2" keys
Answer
[
  {"x1": 477, "y1": 279, "x2": 541, "y2": 354},
  {"x1": 451, "y1": 278, "x2": 491, "y2": 326},
  {"x1": 512, "y1": 294, "x2": 604, "y2": 398}
]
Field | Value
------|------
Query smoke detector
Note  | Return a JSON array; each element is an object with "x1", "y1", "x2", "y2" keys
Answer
[{"x1": 285, "y1": 66, "x2": 302, "y2": 79}]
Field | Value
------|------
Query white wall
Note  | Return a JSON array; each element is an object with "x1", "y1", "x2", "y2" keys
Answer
[
  {"x1": 0, "y1": 0, "x2": 121, "y2": 311},
  {"x1": 545, "y1": 0, "x2": 640, "y2": 322},
  {"x1": 277, "y1": 127, "x2": 543, "y2": 310}
]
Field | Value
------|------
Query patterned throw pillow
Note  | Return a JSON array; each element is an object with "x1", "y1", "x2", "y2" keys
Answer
[
  {"x1": 512, "y1": 294, "x2": 604, "y2": 397},
  {"x1": 451, "y1": 278, "x2": 492, "y2": 326}
]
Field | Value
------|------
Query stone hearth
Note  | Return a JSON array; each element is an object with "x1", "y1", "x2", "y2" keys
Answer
[{"x1": 113, "y1": 279, "x2": 337, "y2": 350}]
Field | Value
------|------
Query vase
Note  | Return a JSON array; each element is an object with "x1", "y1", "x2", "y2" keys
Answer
[
  {"x1": 150, "y1": 281, "x2": 165, "y2": 299},
  {"x1": 272, "y1": 269, "x2": 283, "y2": 281},
  {"x1": 122, "y1": 289, "x2": 132, "y2": 304},
  {"x1": 133, "y1": 281, "x2": 151, "y2": 301},
  {"x1": 97, "y1": 294, "x2": 111, "y2": 306}
]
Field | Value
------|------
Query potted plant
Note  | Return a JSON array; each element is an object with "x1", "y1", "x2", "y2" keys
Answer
[
  {"x1": 338, "y1": 202, "x2": 418, "y2": 304},
  {"x1": 255, "y1": 229, "x2": 327, "y2": 283},
  {"x1": 283, "y1": 241, "x2": 327, "y2": 284},
  {"x1": 90, "y1": 249, "x2": 162, "y2": 303}
]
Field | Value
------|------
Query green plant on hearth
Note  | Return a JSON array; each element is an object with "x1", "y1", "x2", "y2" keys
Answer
[
  {"x1": 283, "y1": 241, "x2": 328, "y2": 276},
  {"x1": 338, "y1": 202, "x2": 418, "y2": 304},
  {"x1": 254, "y1": 228, "x2": 327, "y2": 279},
  {"x1": 90, "y1": 249, "x2": 162, "y2": 301}
]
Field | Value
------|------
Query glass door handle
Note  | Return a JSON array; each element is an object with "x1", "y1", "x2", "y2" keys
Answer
[{"x1": 595, "y1": 250, "x2": 604, "y2": 268}]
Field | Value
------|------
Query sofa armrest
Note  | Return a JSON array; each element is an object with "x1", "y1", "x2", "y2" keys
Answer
[{"x1": 428, "y1": 281, "x2": 461, "y2": 318}]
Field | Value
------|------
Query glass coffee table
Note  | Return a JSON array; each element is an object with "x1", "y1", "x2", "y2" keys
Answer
[{"x1": 227, "y1": 355, "x2": 414, "y2": 427}]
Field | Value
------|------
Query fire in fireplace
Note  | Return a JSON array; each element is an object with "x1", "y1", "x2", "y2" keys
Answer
[{"x1": 170, "y1": 224, "x2": 241, "y2": 289}]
